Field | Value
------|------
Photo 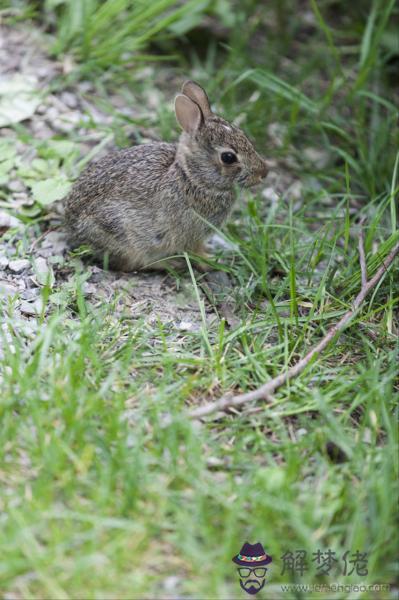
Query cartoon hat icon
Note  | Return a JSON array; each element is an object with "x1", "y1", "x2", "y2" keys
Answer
[{"x1": 232, "y1": 542, "x2": 272, "y2": 566}]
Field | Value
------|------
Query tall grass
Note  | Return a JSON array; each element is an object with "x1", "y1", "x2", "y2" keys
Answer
[{"x1": 39, "y1": 0, "x2": 214, "y2": 70}]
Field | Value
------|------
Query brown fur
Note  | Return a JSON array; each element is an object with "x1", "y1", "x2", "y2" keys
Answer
[{"x1": 64, "y1": 81, "x2": 268, "y2": 271}]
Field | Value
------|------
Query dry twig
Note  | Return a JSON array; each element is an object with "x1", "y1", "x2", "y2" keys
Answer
[{"x1": 189, "y1": 237, "x2": 399, "y2": 420}]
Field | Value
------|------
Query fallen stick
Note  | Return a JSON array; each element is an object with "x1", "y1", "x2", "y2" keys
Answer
[{"x1": 188, "y1": 238, "x2": 399, "y2": 419}]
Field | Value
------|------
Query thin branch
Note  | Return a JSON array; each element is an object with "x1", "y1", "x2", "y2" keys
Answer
[{"x1": 188, "y1": 240, "x2": 399, "y2": 420}]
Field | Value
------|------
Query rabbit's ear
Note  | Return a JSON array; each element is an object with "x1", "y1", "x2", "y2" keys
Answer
[
  {"x1": 181, "y1": 81, "x2": 212, "y2": 118},
  {"x1": 175, "y1": 94, "x2": 202, "y2": 133}
]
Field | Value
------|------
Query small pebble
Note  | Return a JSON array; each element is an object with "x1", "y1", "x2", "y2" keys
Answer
[
  {"x1": 162, "y1": 576, "x2": 181, "y2": 593},
  {"x1": 0, "y1": 281, "x2": 18, "y2": 297},
  {"x1": 262, "y1": 187, "x2": 279, "y2": 202},
  {"x1": 36, "y1": 103, "x2": 48, "y2": 114},
  {"x1": 31, "y1": 120, "x2": 54, "y2": 139},
  {"x1": 20, "y1": 298, "x2": 44, "y2": 316},
  {"x1": 8, "y1": 259, "x2": 30, "y2": 273},
  {"x1": 0, "y1": 256, "x2": 9, "y2": 269},
  {"x1": 60, "y1": 91, "x2": 78, "y2": 108},
  {"x1": 79, "y1": 81, "x2": 93, "y2": 93},
  {"x1": 296, "y1": 428, "x2": 308, "y2": 438},
  {"x1": 267, "y1": 122, "x2": 287, "y2": 148},
  {"x1": 37, "y1": 66, "x2": 54, "y2": 79},
  {"x1": 81, "y1": 282, "x2": 97, "y2": 295},
  {"x1": 286, "y1": 180, "x2": 303, "y2": 201},
  {"x1": 52, "y1": 118, "x2": 75, "y2": 133},
  {"x1": 0, "y1": 211, "x2": 20, "y2": 230},
  {"x1": 47, "y1": 94, "x2": 68, "y2": 112},
  {"x1": 41, "y1": 231, "x2": 67, "y2": 252},
  {"x1": 177, "y1": 321, "x2": 194, "y2": 331},
  {"x1": 45, "y1": 106, "x2": 59, "y2": 121},
  {"x1": 34, "y1": 257, "x2": 49, "y2": 276},
  {"x1": 8, "y1": 180, "x2": 26, "y2": 193},
  {"x1": 21, "y1": 288, "x2": 40, "y2": 301},
  {"x1": 304, "y1": 147, "x2": 330, "y2": 169},
  {"x1": 12, "y1": 196, "x2": 33, "y2": 209}
]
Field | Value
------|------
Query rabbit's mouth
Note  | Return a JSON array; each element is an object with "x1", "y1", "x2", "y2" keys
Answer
[
  {"x1": 237, "y1": 163, "x2": 268, "y2": 188},
  {"x1": 239, "y1": 174, "x2": 265, "y2": 188}
]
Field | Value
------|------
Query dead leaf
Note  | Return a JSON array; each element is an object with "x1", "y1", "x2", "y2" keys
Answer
[{"x1": 0, "y1": 75, "x2": 41, "y2": 127}]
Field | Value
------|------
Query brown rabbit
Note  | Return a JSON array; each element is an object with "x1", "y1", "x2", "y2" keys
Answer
[{"x1": 64, "y1": 81, "x2": 267, "y2": 271}]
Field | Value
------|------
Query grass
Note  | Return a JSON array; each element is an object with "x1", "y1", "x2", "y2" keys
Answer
[{"x1": 1, "y1": 1, "x2": 398, "y2": 598}]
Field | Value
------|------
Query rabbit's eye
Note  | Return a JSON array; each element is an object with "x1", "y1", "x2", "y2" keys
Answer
[{"x1": 221, "y1": 151, "x2": 237, "y2": 164}]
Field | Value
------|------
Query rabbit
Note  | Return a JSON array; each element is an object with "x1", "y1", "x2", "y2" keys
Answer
[{"x1": 64, "y1": 80, "x2": 268, "y2": 271}]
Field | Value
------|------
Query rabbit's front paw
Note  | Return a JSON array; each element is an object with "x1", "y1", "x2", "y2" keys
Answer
[{"x1": 192, "y1": 244, "x2": 214, "y2": 272}]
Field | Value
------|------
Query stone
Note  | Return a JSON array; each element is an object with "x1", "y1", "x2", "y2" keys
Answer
[
  {"x1": 45, "y1": 106, "x2": 59, "y2": 121},
  {"x1": 0, "y1": 281, "x2": 18, "y2": 297},
  {"x1": 261, "y1": 187, "x2": 279, "y2": 202},
  {"x1": 8, "y1": 259, "x2": 30, "y2": 273},
  {"x1": 11, "y1": 192, "x2": 30, "y2": 205},
  {"x1": 36, "y1": 103, "x2": 48, "y2": 114},
  {"x1": 33, "y1": 256, "x2": 54, "y2": 287},
  {"x1": 0, "y1": 255, "x2": 9, "y2": 269},
  {"x1": 304, "y1": 147, "x2": 330, "y2": 169},
  {"x1": 267, "y1": 122, "x2": 287, "y2": 148},
  {"x1": 60, "y1": 91, "x2": 78, "y2": 108},
  {"x1": 286, "y1": 180, "x2": 303, "y2": 201},
  {"x1": 33, "y1": 257, "x2": 49, "y2": 276},
  {"x1": 0, "y1": 211, "x2": 20, "y2": 230},
  {"x1": 19, "y1": 298, "x2": 44, "y2": 316},
  {"x1": 162, "y1": 576, "x2": 181, "y2": 593},
  {"x1": 82, "y1": 282, "x2": 98, "y2": 295},
  {"x1": 8, "y1": 179, "x2": 26, "y2": 192},
  {"x1": 21, "y1": 288, "x2": 40, "y2": 301},
  {"x1": 176, "y1": 320, "x2": 194, "y2": 331},
  {"x1": 52, "y1": 118, "x2": 75, "y2": 133},
  {"x1": 31, "y1": 120, "x2": 54, "y2": 139}
]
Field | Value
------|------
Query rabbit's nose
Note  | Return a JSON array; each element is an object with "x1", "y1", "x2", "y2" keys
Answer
[{"x1": 257, "y1": 160, "x2": 268, "y2": 179}]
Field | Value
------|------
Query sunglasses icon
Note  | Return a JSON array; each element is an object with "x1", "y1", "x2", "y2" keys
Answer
[{"x1": 238, "y1": 567, "x2": 267, "y2": 577}]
